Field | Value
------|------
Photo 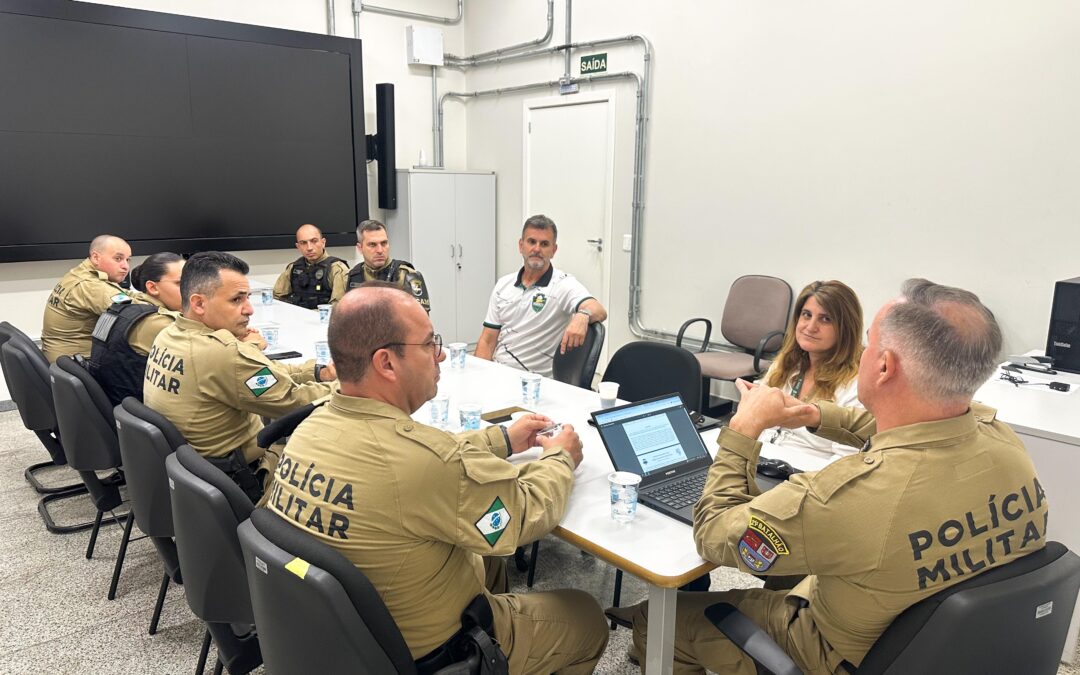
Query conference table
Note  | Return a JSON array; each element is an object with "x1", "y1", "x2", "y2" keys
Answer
[{"x1": 249, "y1": 294, "x2": 717, "y2": 675}]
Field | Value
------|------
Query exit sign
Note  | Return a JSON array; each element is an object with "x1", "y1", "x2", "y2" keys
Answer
[{"x1": 580, "y1": 53, "x2": 607, "y2": 74}]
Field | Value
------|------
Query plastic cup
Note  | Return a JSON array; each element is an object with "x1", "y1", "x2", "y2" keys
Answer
[
  {"x1": 429, "y1": 393, "x2": 450, "y2": 428},
  {"x1": 258, "y1": 288, "x2": 274, "y2": 305},
  {"x1": 609, "y1": 472, "x2": 642, "y2": 523},
  {"x1": 459, "y1": 402, "x2": 482, "y2": 431},
  {"x1": 318, "y1": 304, "x2": 332, "y2": 324},
  {"x1": 521, "y1": 372, "x2": 542, "y2": 406},
  {"x1": 315, "y1": 340, "x2": 331, "y2": 366},
  {"x1": 599, "y1": 381, "x2": 620, "y2": 409},
  {"x1": 447, "y1": 342, "x2": 468, "y2": 370},
  {"x1": 259, "y1": 324, "x2": 280, "y2": 351}
]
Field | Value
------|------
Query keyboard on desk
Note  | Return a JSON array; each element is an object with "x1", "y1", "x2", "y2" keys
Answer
[{"x1": 643, "y1": 471, "x2": 708, "y2": 510}]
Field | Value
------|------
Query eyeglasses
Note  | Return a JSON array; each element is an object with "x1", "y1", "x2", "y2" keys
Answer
[{"x1": 375, "y1": 333, "x2": 442, "y2": 359}]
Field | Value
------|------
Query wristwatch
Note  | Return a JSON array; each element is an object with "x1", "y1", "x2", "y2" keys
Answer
[{"x1": 575, "y1": 307, "x2": 592, "y2": 318}]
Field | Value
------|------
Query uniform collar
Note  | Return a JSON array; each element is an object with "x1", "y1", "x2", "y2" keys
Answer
[
  {"x1": 362, "y1": 259, "x2": 394, "y2": 277},
  {"x1": 142, "y1": 293, "x2": 167, "y2": 309},
  {"x1": 329, "y1": 392, "x2": 410, "y2": 420},
  {"x1": 869, "y1": 405, "x2": 988, "y2": 452},
  {"x1": 514, "y1": 264, "x2": 554, "y2": 290},
  {"x1": 175, "y1": 315, "x2": 221, "y2": 335},
  {"x1": 78, "y1": 258, "x2": 112, "y2": 282},
  {"x1": 301, "y1": 253, "x2": 330, "y2": 266}
]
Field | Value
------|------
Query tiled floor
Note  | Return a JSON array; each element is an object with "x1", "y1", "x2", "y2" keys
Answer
[{"x1": 1, "y1": 408, "x2": 1077, "y2": 674}]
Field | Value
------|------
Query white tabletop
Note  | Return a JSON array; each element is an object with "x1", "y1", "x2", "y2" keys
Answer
[{"x1": 974, "y1": 357, "x2": 1080, "y2": 446}]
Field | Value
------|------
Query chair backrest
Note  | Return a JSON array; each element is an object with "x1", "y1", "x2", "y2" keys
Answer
[
  {"x1": 858, "y1": 541, "x2": 1080, "y2": 674},
  {"x1": 115, "y1": 397, "x2": 187, "y2": 539},
  {"x1": 49, "y1": 356, "x2": 120, "y2": 472},
  {"x1": 720, "y1": 275, "x2": 793, "y2": 353},
  {"x1": 166, "y1": 444, "x2": 255, "y2": 624},
  {"x1": 0, "y1": 331, "x2": 60, "y2": 436},
  {"x1": 552, "y1": 322, "x2": 606, "y2": 390},
  {"x1": 602, "y1": 341, "x2": 702, "y2": 411},
  {"x1": 238, "y1": 508, "x2": 419, "y2": 675}
]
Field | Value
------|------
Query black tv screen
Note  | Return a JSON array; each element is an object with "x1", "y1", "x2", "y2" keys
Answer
[{"x1": 0, "y1": 0, "x2": 368, "y2": 262}]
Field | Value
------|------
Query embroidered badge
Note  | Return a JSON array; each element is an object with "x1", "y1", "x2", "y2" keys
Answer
[
  {"x1": 245, "y1": 367, "x2": 278, "y2": 397},
  {"x1": 410, "y1": 278, "x2": 423, "y2": 297},
  {"x1": 315, "y1": 268, "x2": 325, "y2": 280},
  {"x1": 737, "y1": 516, "x2": 789, "y2": 572},
  {"x1": 475, "y1": 497, "x2": 511, "y2": 547},
  {"x1": 531, "y1": 293, "x2": 547, "y2": 313}
]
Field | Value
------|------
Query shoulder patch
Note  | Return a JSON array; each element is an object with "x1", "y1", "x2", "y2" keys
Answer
[
  {"x1": 475, "y1": 497, "x2": 511, "y2": 547},
  {"x1": 738, "y1": 516, "x2": 789, "y2": 572},
  {"x1": 111, "y1": 293, "x2": 131, "y2": 304},
  {"x1": 245, "y1": 367, "x2": 278, "y2": 397}
]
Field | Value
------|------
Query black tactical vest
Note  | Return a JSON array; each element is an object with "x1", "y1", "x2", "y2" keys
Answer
[
  {"x1": 346, "y1": 259, "x2": 430, "y2": 312},
  {"x1": 89, "y1": 302, "x2": 160, "y2": 406},
  {"x1": 286, "y1": 256, "x2": 346, "y2": 309}
]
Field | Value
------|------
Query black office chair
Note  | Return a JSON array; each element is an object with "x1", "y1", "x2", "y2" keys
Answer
[
  {"x1": 705, "y1": 541, "x2": 1080, "y2": 675},
  {"x1": 603, "y1": 341, "x2": 703, "y2": 415},
  {"x1": 552, "y1": 322, "x2": 605, "y2": 390},
  {"x1": 166, "y1": 444, "x2": 262, "y2": 675},
  {"x1": 49, "y1": 356, "x2": 130, "y2": 581},
  {"x1": 676, "y1": 275, "x2": 792, "y2": 414},
  {"x1": 114, "y1": 396, "x2": 188, "y2": 633},
  {"x1": 238, "y1": 508, "x2": 501, "y2": 674},
  {"x1": 0, "y1": 324, "x2": 90, "y2": 533}
]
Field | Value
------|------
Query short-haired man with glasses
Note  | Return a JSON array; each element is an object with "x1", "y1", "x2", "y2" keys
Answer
[
  {"x1": 268, "y1": 282, "x2": 608, "y2": 674},
  {"x1": 145, "y1": 251, "x2": 336, "y2": 503},
  {"x1": 273, "y1": 223, "x2": 350, "y2": 309}
]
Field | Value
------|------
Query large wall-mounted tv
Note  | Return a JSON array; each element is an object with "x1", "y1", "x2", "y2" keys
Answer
[{"x1": 0, "y1": 0, "x2": 369, "y2": 263}]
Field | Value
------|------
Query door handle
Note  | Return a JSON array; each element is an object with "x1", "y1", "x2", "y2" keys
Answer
[
  {"x1": 586, "y1": 238, "x2": 603, "y2": 252},
  {"x1": 458, "y1": 244, "x2": 463, "y2": 258}
]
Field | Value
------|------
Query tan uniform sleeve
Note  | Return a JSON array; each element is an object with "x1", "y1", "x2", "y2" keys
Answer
[
  {"x1": 458, "y1": 425, "x2": 511, "y2": 458},
  {"x1": 330, "y1": 261, "x2": 350, "y2": 303},
  {"x1": 693, "y1": 426, "x2": 887, "y2": 578},
  {"x1": 211, "y1": 340, "x2": 333, "y2": 418},
  {"x1": 400, "y1": 425, "x2": 575, "y2": 557},
  {"x1": 812, "y1": 401, "x2": 877, "y2": 449},
  {"x1": 71, "y1": 279, "x2": 130, "y2": 315},
  {"x1": 273, "y1": 265, "x2": 293, "y2": 301},
  {"x1": 128, "y1": 311, "x2": 176, "y2": 357},
  {"x1": 280, "y1": 358, "x2": 320, "y2": 384}
]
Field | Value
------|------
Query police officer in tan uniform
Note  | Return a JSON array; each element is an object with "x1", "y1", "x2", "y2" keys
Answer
[
  {"x1": 608, "y1": 279, "x2": 1048, "y2": 674},
  {"x1": 273, "y1": 224, "x2": 350, "y2": 309},
  {"x1": 345, "y1": 219, "x2": 430, "y2": 312},
  {"x1": 268, "y1": 283, "x2": 608, "y2": 674},
  {"x1": 42, "y1": 234, "x2": 141, "y2": 362},
  {"x1": 145, "y1": 251, "x2": 336, "y2": 502}
]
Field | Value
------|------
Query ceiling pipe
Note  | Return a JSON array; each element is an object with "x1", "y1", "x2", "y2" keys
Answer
[
  {"x1": 444, "y1": 0, "x2": 554, "y2": 66},
  {"x1": 353, "y1": 0, "x2": 463, "y2": 24},
  {"x1": 327, "y1": 0, "x2": 336, "y2": 35}
]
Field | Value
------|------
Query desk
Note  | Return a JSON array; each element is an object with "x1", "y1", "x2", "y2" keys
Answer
[
  {"x1": 974, "y1": 360, "x2": 1080, "y2": 665},
  {"x1": 419, "y1": 356, "x2": 714, "y2": 675}
]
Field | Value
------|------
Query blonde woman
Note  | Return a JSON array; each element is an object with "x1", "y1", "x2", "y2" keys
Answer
[{"x1": 759, "y1": 279, "x2": 864, "y2": 458}]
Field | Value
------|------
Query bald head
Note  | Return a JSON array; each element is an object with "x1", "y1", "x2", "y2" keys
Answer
[
  {"x1": 295, "y1": 223, "x2": 327, "y2": 262},
  {"x1": 88, "y1": 235, "x2": 132, "y2": 283},
  {"x1": 329, "y1": 283, "x2": 415, "y2": 383},
  {"x1": 878, "y1": 278, "x2": 1002, "y2": 402}
]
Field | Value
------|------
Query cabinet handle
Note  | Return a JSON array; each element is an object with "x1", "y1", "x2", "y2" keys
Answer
[
  {"x1": 458, "y1": 244, "x2": 463, "y2": 258},
  {"x1": 450, "y1": 245, "x2": 456, "y2": 259}
]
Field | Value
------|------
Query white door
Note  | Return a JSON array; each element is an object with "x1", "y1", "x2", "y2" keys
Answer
[{"x1": 524, "y1": 96, "x2": 613, "y2": 313}]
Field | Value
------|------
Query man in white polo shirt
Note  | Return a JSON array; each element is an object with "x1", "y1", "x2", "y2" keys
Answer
[{"x1": 475, "y1": 215, "x2": 607, "y2": 378}]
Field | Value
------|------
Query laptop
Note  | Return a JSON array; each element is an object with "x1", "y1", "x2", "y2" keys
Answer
[{"x1": 592, "y1": 394, "x2": 714, "y2": 526}]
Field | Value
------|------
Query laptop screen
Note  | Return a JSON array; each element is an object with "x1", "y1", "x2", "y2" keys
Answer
[{"x1": 593, "y1": 394, "x2": 711, "y2": 478}]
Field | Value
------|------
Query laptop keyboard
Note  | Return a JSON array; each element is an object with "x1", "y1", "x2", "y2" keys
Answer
[{"x1": 645, "y1": 472, "x2": 708, "y2": 510}]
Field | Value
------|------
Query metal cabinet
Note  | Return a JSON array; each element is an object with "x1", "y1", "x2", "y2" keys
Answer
[{"x1": 385, "y1": 169, "x2": 496, "y2": 344}]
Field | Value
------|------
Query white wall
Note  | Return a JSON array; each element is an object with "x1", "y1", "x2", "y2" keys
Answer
[
  {"x1": 0, "y1": 0, "x2": 466, "y2": 341},
  {"x1": 460, "y1": 0, "x2": 1080, "y2": 358}
]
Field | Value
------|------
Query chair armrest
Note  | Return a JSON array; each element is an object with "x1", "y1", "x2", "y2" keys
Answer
[
  {"x1": 704, "y1": 603, "x2": 803, "y2": 675},
  {"x1": 753, "y1": 330, "x2": 785, "y2": 373},
  {"x1": 677, "y1": 318, "x2": 713, "y2": 353}
]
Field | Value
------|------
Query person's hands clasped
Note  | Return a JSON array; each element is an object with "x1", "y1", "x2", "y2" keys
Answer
[
  {"x1": 729, "y1": 379, "x2": 820, "y2": 439},
  {"x1": 559, "y1": 314, "x2": 589, "y2": 354},
  {"x1": 538, "y1": 424, "x2": 584, "y2": 468},
  {"x1": 507, "y1": 413, "x2": 555, "y2": 453},
  {"x1": 242, "y1": 328, "x2": 268, "y2": 351}
]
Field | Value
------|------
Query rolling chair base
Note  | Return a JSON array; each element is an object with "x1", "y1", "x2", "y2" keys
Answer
[{"x1": 25, "y1": 460, "x2": 84, "y2": 495}]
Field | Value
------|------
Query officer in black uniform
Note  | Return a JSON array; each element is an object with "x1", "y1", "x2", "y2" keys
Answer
[
  {"x1": 346, "y1": 219, "x2": 430, "y2": 312},
  {"x1": 273, "y1": 224, "x2": 350, "y2": 309}
]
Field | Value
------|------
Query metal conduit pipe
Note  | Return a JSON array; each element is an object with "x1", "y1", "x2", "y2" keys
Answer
[
  {"x1": 430, "y1": 65, "x2": 438, "y2": 164},
  {"x1": 327, "y1": 0, "x2": 336, "y2": 35},
  {"x1": 562, "y1": 0, "x2": 572, "y2": 79},
  {"x1": 353, "y1": 0, "x2": 463, "y2": 24},
  {"x1": 444, "y1": 0, "x2": 554, "y2": 65}
]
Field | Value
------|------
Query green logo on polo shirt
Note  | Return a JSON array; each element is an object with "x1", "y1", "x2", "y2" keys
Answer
[
  {"x1": 475, "y1": 497, "x2": 511, "y2": 547},
  {"x1": 531, "y1": 293, "x2": 547, "y2": 313}
]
